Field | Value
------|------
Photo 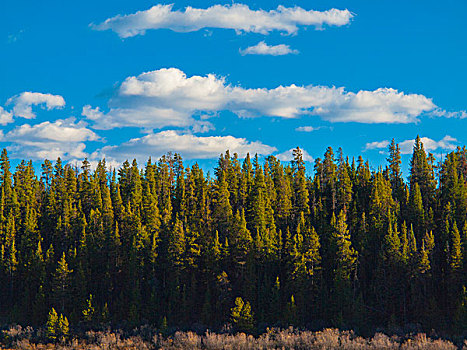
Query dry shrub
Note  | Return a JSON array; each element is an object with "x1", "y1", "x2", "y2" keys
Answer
[
  {"x1": 85, "y1": 330, "x2": 120, "y2": 349},
  {"x1": 400, "y1": 333, "x2": 456, "y2": 350},
  {"x1": 13, "y1": 338, "x2": 34, "y2": 350},
  {"x1": 1, "y1": 326, "x2": 462, "y2": 350},
  {"x1": 158, "y1": 331, "x2": 202, "y2": 349},
  {"x1": 203, "y1": 331, "x2": 258, "y2": 350},
  {"x1": 3, "y1": 325, "x2": 34, "y2": 342},
  {"x1": 119, "y1": 335, "x2": 150, "y2": 349},
  {"x1": 367, "y1": 333, "x2": 399, "y2": 350}
]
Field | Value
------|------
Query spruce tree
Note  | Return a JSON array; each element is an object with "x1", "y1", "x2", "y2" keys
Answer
[
  {"x1": 230, "y1": 297, "x2": 254, "y2": 333},
  {"x1": 46, "y1": 308, "x2": 59, "y2": 341},
  {"x1": 58, "y1": 313, "x2": 69, "y2": 342},
  {"x1": 53, "y1": 252, "x2": 73, "y2": 313}
]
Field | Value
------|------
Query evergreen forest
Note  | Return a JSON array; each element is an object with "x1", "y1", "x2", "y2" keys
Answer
[{"x1": 0, "y1": 136, "x2": 466, "y2": 336}]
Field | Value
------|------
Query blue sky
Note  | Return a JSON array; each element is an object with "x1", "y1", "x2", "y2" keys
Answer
[{"x1": 0, "y1": 0, "x2": 466, "y2": 176}]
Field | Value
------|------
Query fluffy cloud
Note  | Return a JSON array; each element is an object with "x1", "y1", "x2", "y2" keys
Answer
[
  {"x1": 6, "y1": 92, "x2": 65, "y2": 119},
  {"x1": 2, "y1": 118, "x2": 100, "y2": 160},
  {"x1": 0, "y1": 107, "x2": 13, "y2": 125},
  {"x1": 93, "y1": 130, "x2": 276, "y2": 161},
  {"x1": 84, "y1": 68, "x2": 437, "y2": 130},
  {"x1": 364, "y1": 140, "x2": 390, "y2": 151},
  {"x1": 399, "y1": 135, "x2": 458, "y2": 155},
  {"x1": 92, "y1": 4, "x2": 353, "y2": 38},
  {"x1": 275, "y1": 148, "x2": 314, "y2": 162},
  {"x1": 82, "y1": 104, "x2": 193, "y2": 130},
  {"x1": 318, "y1": 88, "x2": 435, "y2": 123},
  {"x1": 365, "y1": 135, "x2": 458, "y2": 155},
  {"x1": 240, "y1": 41, "x2": 298, "y2": 56}
]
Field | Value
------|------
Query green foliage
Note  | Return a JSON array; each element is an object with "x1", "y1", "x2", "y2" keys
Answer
[
  {"x1": 46, "y1": 308, "x2": 58, "y2": 341},
  {"x1": 53, "y1": 252, "x2": 73, "y2": 313},
  {"x1": 333, "y1": 210, "x2": 357, "y2": 283},
  {"x1": 230, "y1": 297, "x2": 254, "y2": 333},
  {"x1": 450, "y1": 221, "x2": 462, "y2": 271},
  {"x1": 286, "y1": 295, "x2": 297, "y2": 325},
  {"x1": 46, "y1": 307, "x2": 70, "y2": 342},
  {"x1": 58, "y1": 314, "x2": 69, "y2": 342},
  {"x1": 0, "y1": 142, "x2": 466, "y2": 334},
  {"x1": 82, "y1": 294, "x2": 96, "y2": 323},
  {"x1": 160, "y1": 316, "x2": 168, "y2": 336}
]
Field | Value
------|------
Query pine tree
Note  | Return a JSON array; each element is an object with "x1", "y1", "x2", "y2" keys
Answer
[
  {"x1": 168, "y1": 216, "x2": 186, "y2": 271},
  {"x1": 231, "y1": 209, "x2": 252, "y2": 266},
  {"x1": 332, "y1": 210, "x2": 358, "y2": 320},
  {"x1": 4, "y1": 145, "x2": 467, "y2": 332},
  {"x1": 212, "y1": 172, "x2": 233, "y2": 239},
  {"x1": 46, "y1": 308, "x2": 59, "y2": 341},
  {"x1": 82, "y1": 294, "x2": 96, "y2": 323},
  {"x1": 292, "y1": 147, "x2": 310, "y2": 216},
  {"x1": 407, "y1": 224, "x2": 418, "y2": 278},
  {"x1": 387, "y1": 139, "x2": 403, "y2": 200},
  {"x1": 58, "y1": 314, "x2": 69, "y2": 342},
  {"x1": 269, "y1": 160, "x2": 292, "y2": 230},
  {"x1": 377, "y1": 216, "x2": 403, "y2": 321},
  {"x1": 336, "y1": 150, "x2": 352, "y2": 212},
  {"x1": 334, "y1": 210, "x2": 358, "y2": 282},
  {"x1": 382, "y1": 216, "x2": 401, "y2": 265},
  {"x1": 53, "y1": 252, "x2": 73, "y2": 313},
  {"x1": 322, "y1": 147, "x2": 338, "y2": 214},
  {"x1": 450, "y1": 221, "x2": 463, "y2": 271},
  {"x1": 230, "y1": 297, "x2": 254, "y2": 332},
  {"x1": 409, "y1": 182, "x2": 425, "y2": 237},
  {"x1": 286, "y1": 295, "x2": 297, "y2": 325},
  {"x1": 270, "y1": 276, "x2": 281, "y2": 323},
  {"x1": 409, "y1": 136, "x2": 436, "y2": 208}
]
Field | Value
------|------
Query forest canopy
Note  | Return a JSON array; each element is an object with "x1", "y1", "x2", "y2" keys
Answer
[{"x1": 0, "y1": 135, "x2": 466, "y2": 335}]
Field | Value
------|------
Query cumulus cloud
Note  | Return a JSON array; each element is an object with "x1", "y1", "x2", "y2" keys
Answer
[
  {"x1": 0, "y1": 107, "x2": 13, "y2": 125},
  {"x1": 92, "y1": 4, "x2": 353, "y2": 38},
  {"x1": 3, "y1": 118, "x2": 100, "y2": 160},
  {"x1": 92, "y1": 130, "x2": 276, "y2": 162},
  {"x1": 364, "y1": 140, "x2": 390, "y2": 151},
  {"x1": 275, "y1": 148, "x2": 314, "y2": 162},
  {"x1": 82, "y1": 104, "x2": 190, "y2": 130},
  {"x1": 240, "y1": 41, "x2": 298, "y2": 56},
  {"x1": 84, "y1": 68, "x2": 437, "y2": 130},
  {"x1": 6, "y1": 92, "x2": 65, "y2": 119},
  {"x1": 399, "y1": 135, "x2": 458, "y2": 155},
  {"x1": 365, "y1": 135, "x2": 458, "y2": 155}
]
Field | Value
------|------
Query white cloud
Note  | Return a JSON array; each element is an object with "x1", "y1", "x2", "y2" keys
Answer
[
  {"x1": 3, "y1": 118, "x2": 100, "y2": 160},
  {"x1": 365, "y1": 135, "x2": 458, "y2": 155},
  {"x1": 275, "y1": 148, "x2": 314, "y2": 162},
  {"x1": 83, "y1": 68, "x2": 437, "y2": 130},
  {"x1": 0, "y1": 107, "x2": 13, "y2": 125},
  {"x1": 92, "y1": 4, "x2": 353, "y2": 38},
  {"x1": 92, "y1": 130, "x2": 276, "y2": 162},
  {"x1": 430, "y1": 108, "x2": 467, "y2": 119},
  {"x1": 240, "y1": 41, "x2": 298, "y2": 56},
  {"x1": 6, "y1": 92, "x2": 65, "y2": 119},
  {"x1": 399, "y1": 135, "x2": 458, "y2": 155},
  {"x1": 191, "y1": 120, "x2": 215, "y2": 133},
  {"x1": 82, "y1": 104, "x2": 191, "y2": 130},
  {"x1": 296, "y1": 125, "x2": 322, "y2": 132},
  {"x1": 364, "y1": 140, "x2": 390, "y2": 151}
]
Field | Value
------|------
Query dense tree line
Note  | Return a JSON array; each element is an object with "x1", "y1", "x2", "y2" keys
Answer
[{"x1": 0, "y1": 136, "x2": 466, "y2": 334}]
